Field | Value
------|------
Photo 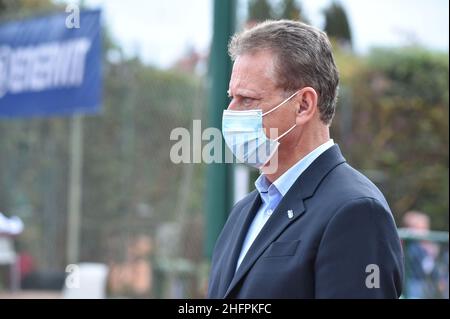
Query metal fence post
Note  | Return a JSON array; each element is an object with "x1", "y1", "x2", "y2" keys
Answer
[{"x1": 205, "y1": 0, "x2": 236, "y2": 259}]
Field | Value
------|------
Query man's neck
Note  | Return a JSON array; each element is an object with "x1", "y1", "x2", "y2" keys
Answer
[{"x1": 262, "y1": 130, "x2": 330, "y2": 183}]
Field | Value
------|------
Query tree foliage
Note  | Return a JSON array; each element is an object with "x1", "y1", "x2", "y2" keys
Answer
[
  {"x1": 332, "y1": 47, "x2": 449, "y2": 230},
  {"x1": 279, "y1": 0, "x2": 309, "y2": 23},
  {"x1": 248, "y1": 0, "x2": 309, "y2": 23},
  {"x1": 248, "y1": 0, "x2": 273, "y2": 21},
  {"x1": 323, "y1": 1, "x2": 352, "y2": 48}
]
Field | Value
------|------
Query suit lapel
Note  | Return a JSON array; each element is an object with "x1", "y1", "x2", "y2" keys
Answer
[
  {"x1": 224, "y1": 191, "x2": 306, "y2": 298},
  {"x1": 223, "y1": 144, "x2": 346, "y2": 298},
  {"x1": 218, "y1": 191, "x2": 261, "y2": 297}
]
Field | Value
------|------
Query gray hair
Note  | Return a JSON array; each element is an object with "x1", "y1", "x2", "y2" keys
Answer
[{"x1": 229, "y1": 20, "x2": 339, "y2": 125}]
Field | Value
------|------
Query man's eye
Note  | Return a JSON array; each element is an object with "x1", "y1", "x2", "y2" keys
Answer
[{"x1": 242, "y1": 97, "x2": 254, "y2": 106}]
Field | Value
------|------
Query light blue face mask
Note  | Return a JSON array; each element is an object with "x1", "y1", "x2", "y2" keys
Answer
[{"x1": 222, "y1": 91, "x2": 299, "y2": 169}]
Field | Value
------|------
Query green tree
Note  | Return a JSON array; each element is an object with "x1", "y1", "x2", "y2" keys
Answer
[
  {"x1": 0, "y1": 0, "x2": 60, "y2": 20},
  {"x1": 278, "y1": 0, "x2": 309, "y2": 23},
  {"x1": 323, "y1": 1, "x2": 352, "y2": 48},
  {"x1": 248, "y1": 0, "x2": 274, "y2": 22},
  {"x1": 332, "y1": 47, "x2": 449, "y2": 230}
]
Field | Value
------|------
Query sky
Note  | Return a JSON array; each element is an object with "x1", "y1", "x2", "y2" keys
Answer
[{"x1": 69, "y1": 0, "x2": 449, "y2": 68}]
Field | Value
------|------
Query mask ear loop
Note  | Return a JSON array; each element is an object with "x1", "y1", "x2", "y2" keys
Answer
[
  {"x1": 262, "y1": 90, "x2": 300, "y2": 117},
  {"x1": 274, "y1": 124, "x2": 297, "y2": 141},
  {"x1": 262, "y1": 90, "x2": 300, "y2": 141}
]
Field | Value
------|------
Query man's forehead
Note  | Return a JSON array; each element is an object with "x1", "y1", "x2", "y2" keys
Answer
[{"x1": 229, "y1": 51, "x2": 277, "y2": 94}]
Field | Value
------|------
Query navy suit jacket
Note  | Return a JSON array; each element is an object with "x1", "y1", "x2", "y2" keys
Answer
[{"x1": 207, "y1": 145, "x2": 404, "y2": 299}]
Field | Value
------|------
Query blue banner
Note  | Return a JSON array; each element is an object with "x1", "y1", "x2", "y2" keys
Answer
[{"x1": 0, "y1": 9, "x2": 101, "y2": 118}]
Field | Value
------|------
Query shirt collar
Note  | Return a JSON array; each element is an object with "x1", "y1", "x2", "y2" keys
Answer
[
  {"x1": 254, "y1": 172, "x2": 272, "y2": 194},
  {"x1": 255, "y1": 139, "x2": 335, "y2": 197}
]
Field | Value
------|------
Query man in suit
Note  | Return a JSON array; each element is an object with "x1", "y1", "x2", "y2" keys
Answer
[{"x1": 207, "y1": 20, "x2": 404, "y2": 299}]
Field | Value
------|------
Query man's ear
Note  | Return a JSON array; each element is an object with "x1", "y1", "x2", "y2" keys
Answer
[{"x1": 295, "y1": 87, "x2": 318, "y2": 126}]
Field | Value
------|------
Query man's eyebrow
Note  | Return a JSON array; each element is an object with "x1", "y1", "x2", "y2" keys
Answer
[{"x1": 229, "y1": 88, "x2": 262, "y2": 98}]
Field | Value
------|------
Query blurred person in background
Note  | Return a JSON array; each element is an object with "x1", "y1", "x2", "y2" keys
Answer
[
  {"x1": 107, "y1": 235, "x2": 154, "y2": 298},
  {"x1": 402, "y1": 211, "x2": 442, "y2": 298}
]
